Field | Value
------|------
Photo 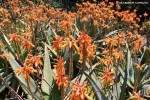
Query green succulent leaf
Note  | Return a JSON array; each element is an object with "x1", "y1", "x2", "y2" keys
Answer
[
  {"x1": 120, "y1": 44, "x2": 132, "y2": 100},
  {"x1": 49, "y1": 83, "x2": 61, "y2": 100},
  {"x1": 84, "y1": 72, "x2": 108, "y2": 100},
  {"x1": 41, "y1": 44, "x2": 55, "y2": 95},
  {"x1": 6, "y1": 52, "x2": 42, "y2": 99}
]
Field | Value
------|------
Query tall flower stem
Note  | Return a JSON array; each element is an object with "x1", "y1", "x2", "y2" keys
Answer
[
  {"x1": 69, "y1": 46, "x2": 73, "y2": 79},
  {"x1": 133, "y1": 69, "x2": 141, "y2": 92},
  {"x1": 80, "y1": 42, "x2": 87, "y2": 80},
  {"x1": 30, "y1": 21, "x2": 36, "y2": 44},
  {"x1": 14, "y1": 42, "x2": 20, "y2": 59},
  {"x1": 115, "y1": 60, "x2": 119, "y2": 83},
  {"x1": 61, "y1": 86, "x2": 64, "y2": 100}
]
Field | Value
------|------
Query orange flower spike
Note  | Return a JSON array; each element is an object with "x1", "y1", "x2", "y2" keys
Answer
[
  {"x1": 127, "y1": 31, "x2": 136, "y2": 39},
  {"x1": 103, "y1": 37, "x2": 116, "y2": 55},
  {"x1": 114, "y1": 33, "x2": 125, "y2": 46},
  {"x1": 101, "y1": 68, "x2": 114, "y2": 86},
  {"x1": 15, "y1": 63, "x2": 34, "y2": 81},
  {"x1": 54, "y1": 58, "x2": 70, "y2": 89},
  {"x1": 81, "y1": 17, "x2": 88, "y2": 23},
  {"x1": 134, "y1": 63, "x2": 146, "y2": 72},
  {"x1": 61, "y1": 38, "x2": 70, "y2": 50},
  {"x1": 102, "y1": 49, "x2": 109, "y2": 55},
  {"x1": 100, "y1": 56, "x2": 113, "y2": 66},
  {"x1": 99, "y1": 1, "x2": 107, "y2": 7},
  {"x1": 59, "y1": 19, "x2": 74, "y2": 35},
  {"x1": 108, "y1": 38, "x2": 116, "y2": 49},
  {"x1": 71, "y1": 80, "x2": 88, "y2": 100},
  {"x1": 52, "y1": 36, "x2": 62, "y2": 51},
  {"x1": 108, "y1": 2, "x2": 114, "y2": 8},
  {"x1": 70, "y1": 36, "x2": 78, "y2": 49},
  {"x1": 0, "y1": 54, "x2": 10, "y2": 61},
  {"x1": 104, "y1": 37, "x2": 116, "y2": 50},
  {"x1": 134, "y1": 35, "x2": 144, "y2": 54},
  {"x1": 113, "y1": 50, "x2": 124, "y2": 62},
  {"x1": 61, "y1": 36, "x2": 78, "y2": 52},
  {"x1": 94, "y1": 20, "x2": 99, "y2": 27},
  {"x1": 54, "y1": 57, "x2": 65, "y2": 72},
  {"x1": 26, "y1": 54, "x2": 43, "y2": 67},
  {"x1": 9, "y1": 34, "x2": 21, "y2": 42},
  {"x1": 87, "y1": 44, "x2": 96, "y2": 58},
  {"x1": 55, "y1": 70, "x2": 70, "y2": 90},
  {"x1": 21, "y1": 39, "x2": 35, "y2": 52},
  {"x1": 143, "y1": 12, "x2": 148, "y2": 17},
  {"x1": 78, "y1": 30, "x2": 92, "y2": 45},
  {"x1": 77, "y1": 30, "x2": 96, "y2": 60},
  {"x1": 60, "y1": 20, "x2": 73, "y2": 29},
  {"x1": 116, "y1": 3, "x2": 121, "y2": 10},
  {"x1": 55, "y1": 57, "x2": 65, "y2": 65},
  {"x1": 129, "y1": 91, "x2": 145, "y2": 100},
  {"x1": 22, "y1": 33, "x2": 32, "y2": 40},
  {"x1": 15, "y1": 68, "x2": 23, "y2": 76}
]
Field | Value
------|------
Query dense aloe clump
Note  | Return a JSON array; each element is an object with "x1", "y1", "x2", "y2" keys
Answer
[{"x1": 0, "y1": 0, "x2": 150, "y2": 100}]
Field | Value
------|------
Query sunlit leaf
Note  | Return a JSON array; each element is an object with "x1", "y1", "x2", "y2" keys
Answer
[
  {"x1": 6, "y1": 52, "x2": 42, "y2": 99},
  {"x1": 41, "y1": 44, "x2": 55, "y2": 95}
]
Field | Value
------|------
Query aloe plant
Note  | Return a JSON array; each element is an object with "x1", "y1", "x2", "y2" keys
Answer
[{"x1": 0, "y1": 0, "x2": 150, "y2": 100}]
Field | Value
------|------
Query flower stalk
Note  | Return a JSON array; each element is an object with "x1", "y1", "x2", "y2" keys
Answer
[
  {"x1": 133, "y1": 68, "x2": 141, "y2": 92},
  {"x1": 69, "y1": 44, "x2": 73, "y2": 79},
  {"x1": 80, "y1": 42, "x2": 87, "y2": 80}
]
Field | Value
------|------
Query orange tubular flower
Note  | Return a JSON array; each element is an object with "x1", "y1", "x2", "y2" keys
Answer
[
  {"x1": 127, "y1": 31, "x2": 136, "y2": 39},
  {"x1": 55, "y1": 69, "x2": 70, "y2": 90},
  {"x1": 15, "y1": 63, "x2": 34, "y2": 81},
  {"x1": 26, "y1": 54, "x2": 43, "y2": 67},
  {"x1": 77, "y1": 30, "x2": 96, "y2": 61},
  {"x1": 22, "y1": 33, "x2": 32, "y2": 40},
  {"x1": 54, "y1": 58, "x2": 70, "y2": 89},
  {"x1": 133, "y1": 35, "x2": 144, "y2": 54},
  {"x1": 9, "y1": 34, "x2": 21, "y2": 42},
  {"x1": 58, "y1": 11, "x2": 76, "y2": 35},
  {"x1": 52, "y1": 36, "x2": 62, "y2": 51},
  {"x1": 21, "y1": 39, "x2": 34, "y2": 52},
  {"x1": 114, "y1": 32, "x2": 125, "y2": 47},
  {"x1": 101, "y1": 68, "x2": 114, "y2": 86},
  {"x1": 129, "y1": 91, "x2": 145, "y2": 100},
  {"x1": 99, "y1": 56, "x2": 113, "y2": 66},
  {"x1": 78, "y1": 30, "x2": 92, "y2": 45},
  {"x1": 102, "y1": 49, "x2": 110, "y2": 56},
  {"x1": 0, "y1": 54, "x2": 10, "y2": 61},
  {"x1": 103, "y1": 36, "x2": 116, "y2": 55},
  {"x1": 59, "y1": 20, "x2": 74, "y2": 35},
  {"x1": 87, "y1": 44, "x2": 96, "y2": 58},
  {"x1": 71, "y1": 80, "x2": 88, "y2": 100},
  {"x1": 94, "y1": 20, "x2": 99, "y2": 27},
  {"x1": 61, "y1": 36, "x2": 78, "y2": 51},
  {"x1": 54, "y1": 57, "x2": 65, "y2": 72},
  {"x1": 113, "y1": 49, "x2": 124, "y2": 62},
  {"x1": 81, "y1": 17, "x2": 88, "y2": 23},
  {"x1": 103, "y1": 37, "x2": 117, "y2": 50},
  {"x1": 143, "y1": 12, "x2": 148, "y2": 17}
]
